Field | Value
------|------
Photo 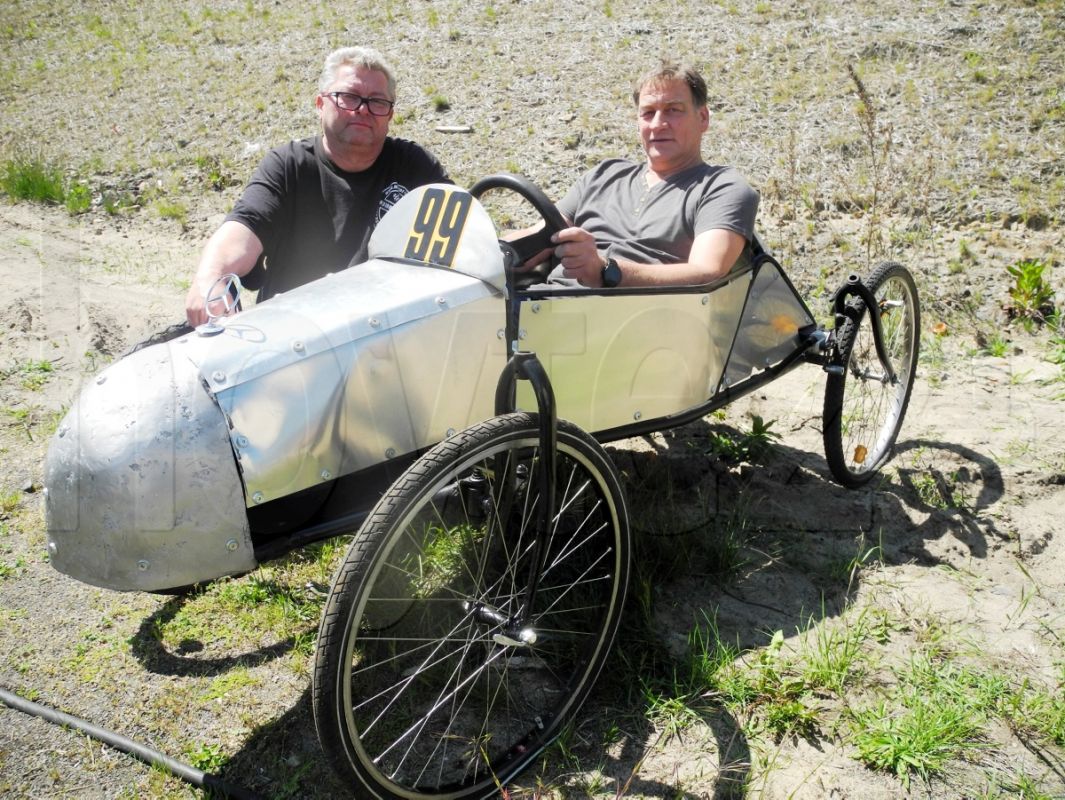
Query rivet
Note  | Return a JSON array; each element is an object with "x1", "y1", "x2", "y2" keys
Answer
[
  {"x1": 385, "y1": 448, "x2": 397, "y2": 458},
  {"x1": 497, "y1": 329, "x2": 505, "y2": 339},
  {"x1": 320, "y1": 469, "x2": 332, "y2": 480},
  {"x1": 292, "y1": 340, "x2": 305, "y2": 353},
  {"x1": 212, "y1": 370, "x2": 226, "y2": 383},
  {"x1": 225, "y1": 538, "x2": 239, "y2": 552},
  {"x1": 369, "y1": 317, "x2": 381, "y2": 328},
  {"x1": 252, "y1": 491, "x2": 264, "y2": 504},
  {"x1": 633, "y1": 411, "x2": 643, "y2": 421},
  {"x1": 446, "y1": 428, "x2": 456, "y2": 437},
  {"x1": 96, "y1": 375, "x2": 107, "y2": 385},
  {"x1": 436, "y1": 296, "x2": 447, "y2": 305},
  {"x1": 531, "y1": 303, "x2": 541, "y2": 313},
  {"x1": 137, "y1": 560, "x2": 150, "y2": 571},
  {"x1": 701, "y1": 295, "x2": 709, "y2": 305},
  {"x1": 518, "y1": 329, "x2": 527, "y2": 340},
  {"x1": 236, "y1": 435, "x2": 249, "y2": 448}
]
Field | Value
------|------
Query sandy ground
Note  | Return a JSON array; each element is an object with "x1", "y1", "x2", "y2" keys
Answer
[{"x1": 0, "y1": 201, "x2": 1063, "y2": 798}]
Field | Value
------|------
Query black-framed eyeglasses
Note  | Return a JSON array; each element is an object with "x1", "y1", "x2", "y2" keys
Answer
[{"x1": 321, "y1": 92, "x2": 395, "y2": 116}]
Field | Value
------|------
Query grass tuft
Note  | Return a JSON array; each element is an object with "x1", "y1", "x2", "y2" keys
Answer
[
  {"x1": 1, "y1": 155, "x2": 65, "y2": 204},
  {"x1": 851, "y1": 651, "x2": 1000, "y2": 788}
]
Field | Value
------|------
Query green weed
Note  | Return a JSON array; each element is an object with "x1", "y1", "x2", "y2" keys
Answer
[
  {"x1": 15, "y1": 359, "x2": 55, "y2": 391},
  {"x1": 644, "y1": 688, "x2": 703, "y2": 739},
  {"x1": 799, "y1": 611, "x2": 870, "y2": 693},
  {"x1": 192, "y1": 154, "x2": 239, "y2": 191},
  {"x1": 1006, "y1": 259, "x2": 1055, "y2": 327},
  {"x1": 64, "y1": 182, "x2": 92, "y2": 214},
  {"x1": 185, "y1": 741, "x2": 228, "y2": 773},
  {"x1": 846, "y1": 63, "x2": 894, "y2": 262},
  {"x1": 746, "y1": 630, "x2": 818, "y2": 740},
  {"x1": 981, "y1": 331, "x2": 1010, "y2": 358},
  {"x1": 850, "y1": 652, "x2": 999, "y2": 788},
  {"x1": 920, "y1": 331, "x2": 946, "y2": 389},
  {"x1": 708, "y1": 415, "x2": 781, "y2": 463},
  {"x1": 1001, "y1": 677, "x2": 1065, "y2": 747},
  {"x1": 153, "y1": 198, "x2": 189, "y2": 229},
  {"x1": 201, "y1": 668, "x2": 258, "y2": 702},
  {"x1": 0, "y1": 558, "x2": 25, "y2": 579},
  {"x1": 0, "y1": 490, "x2": 19, "y2": 515},
  {"x1": 0, "y1": 155, "x2": 64, "y2": 204},
  {"x1": 702, "y1": 505, "x2": 751, "y2": 579}
]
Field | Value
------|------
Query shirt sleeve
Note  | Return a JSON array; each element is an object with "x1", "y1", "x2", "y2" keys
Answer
[
  {"x1": 555, "y1": 169, "x2": 592, "y2": 223},
  {"x1": 693, "y1": 167, "x2": 759, "y2": 240},
  {"x1": 402, "y1": 140, "x2": 451, "y2": 186},
  {"x1": 225, "y1": 145, "x2": 293, "y2": 256}
]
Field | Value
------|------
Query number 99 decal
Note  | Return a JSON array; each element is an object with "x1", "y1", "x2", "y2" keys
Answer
[{"x1": 404, "y1": 188, "x2": 473, "y2": 267}]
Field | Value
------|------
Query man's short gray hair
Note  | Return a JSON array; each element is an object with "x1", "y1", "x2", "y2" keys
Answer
[
  {"x1": 319, "y1": 46, "x2": 397, "y2": 99},
  {"x1": 631, "y1": 62, "x2": 708, "y2": 108}
]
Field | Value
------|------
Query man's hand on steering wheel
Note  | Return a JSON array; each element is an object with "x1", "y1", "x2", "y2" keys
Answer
[{"x1": 468, "y1": 173, "x2": 568, "y2": 274}]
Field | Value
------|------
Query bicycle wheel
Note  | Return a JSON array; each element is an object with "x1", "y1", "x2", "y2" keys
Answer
[
  {"x1": 823, "y1": 262, "x2": 920, "y2": 488},
  {"x1": 313, "y1": 412, "x2": 630, "y2": 799}
]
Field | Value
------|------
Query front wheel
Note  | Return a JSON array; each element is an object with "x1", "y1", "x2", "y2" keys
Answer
[
  {"x1": 823, "y1": 262, "x2": 920, "y2": 487},
  {"x1": 313, "y1": 412, "x2": 630, "y2": 799}
]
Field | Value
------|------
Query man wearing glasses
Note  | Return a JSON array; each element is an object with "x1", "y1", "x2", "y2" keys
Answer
[{"x1": 185, "y1": 46, "x2": 449, "y2": 325}]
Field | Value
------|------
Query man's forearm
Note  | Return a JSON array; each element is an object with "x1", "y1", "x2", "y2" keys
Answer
[{"x1": 186, "y1": 221, "x2": 264, "y2": 325}]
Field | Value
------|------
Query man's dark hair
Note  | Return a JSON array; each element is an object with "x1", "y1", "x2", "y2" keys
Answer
[{"x1": 632, "y1": 62, "x2": 708, "y2": 108}]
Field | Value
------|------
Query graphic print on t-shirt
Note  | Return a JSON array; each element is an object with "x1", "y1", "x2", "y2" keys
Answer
[{"x1": 377, "y1": 181, "x2": 410, "y2": 223}]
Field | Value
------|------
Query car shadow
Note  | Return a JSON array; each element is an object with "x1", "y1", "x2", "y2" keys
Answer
[
  {"x1": 128, "y1": 418, "x2": 1005, "y2": 798},
  {"x1": 129, "y1": 581, "x2": 304, "y2": 677}
]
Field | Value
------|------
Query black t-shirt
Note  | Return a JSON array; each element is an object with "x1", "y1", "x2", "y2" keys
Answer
[{"x1": 226, "y1": 135, "x2": 449, "y2": 301}]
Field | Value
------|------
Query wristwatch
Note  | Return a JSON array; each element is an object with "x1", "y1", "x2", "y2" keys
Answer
[{"x1": 600, "y1": 257, "x2": 622, "y2": 288}]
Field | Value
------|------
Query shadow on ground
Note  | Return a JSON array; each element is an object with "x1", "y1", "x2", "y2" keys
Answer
[{"x1": 125, "y1": 419, "x2": 1006, "y2": 798}]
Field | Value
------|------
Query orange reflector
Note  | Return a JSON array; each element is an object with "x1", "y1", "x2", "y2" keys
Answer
[
  {"x1": 771, "y1": 314, "x2": 799, "y2": 335},
  {"x1": 853, "y1": 445, "x2": 868, "y2": 464}
]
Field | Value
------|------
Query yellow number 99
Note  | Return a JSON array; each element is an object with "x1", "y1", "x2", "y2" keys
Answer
[{"x1": 404, "y1": 188, "x2": 473, "y2": 267}]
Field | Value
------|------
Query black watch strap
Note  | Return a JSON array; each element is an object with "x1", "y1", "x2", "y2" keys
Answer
[{"x1": 601, "y1": 257, "x2": 622, "y2": 288}]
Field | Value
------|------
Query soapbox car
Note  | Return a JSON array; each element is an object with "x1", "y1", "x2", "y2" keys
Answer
[{"x1": 44, "y1": 175, "x2": 919, "y2": 798}]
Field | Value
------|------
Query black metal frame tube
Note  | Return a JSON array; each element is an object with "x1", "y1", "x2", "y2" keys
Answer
[{"x1": 832, "y1": 273, "x2": 897, "y2": 383}]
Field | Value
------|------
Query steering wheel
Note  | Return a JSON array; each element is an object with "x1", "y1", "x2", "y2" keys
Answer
[{"x1": 469, "y1": 173, "x2": 567, "y2": 274}]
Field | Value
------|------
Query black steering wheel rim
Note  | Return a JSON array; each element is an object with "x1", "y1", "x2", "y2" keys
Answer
[{"x1": 469, "y1": 173, "x2": 566, "y2": 271}]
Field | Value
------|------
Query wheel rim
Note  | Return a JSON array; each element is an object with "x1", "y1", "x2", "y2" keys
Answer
[
  {"x1": 837, "y1": 273, "x2": 918, "y2": 478},
  {"x1": 339, "y1": 431, "x2": 625, "y2": 797}
]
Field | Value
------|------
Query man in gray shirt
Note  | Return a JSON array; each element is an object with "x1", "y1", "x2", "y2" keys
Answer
[{"x1": 532, "y1": 61, "x2": 758, "y2": 289}]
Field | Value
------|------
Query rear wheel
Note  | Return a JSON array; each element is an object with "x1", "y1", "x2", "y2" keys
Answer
[
  {"x1": 823, "y1": 262, "x2": 920, "y2": 487},
  {"x1": 313, "y1": 412, "x2": 630, "y2": 799}
]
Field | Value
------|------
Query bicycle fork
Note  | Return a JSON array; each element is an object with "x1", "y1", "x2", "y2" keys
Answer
[
  {"x1": 828, "y1": 273, "x2": 899, "y2": 383},
  {"x1": 468, "y1": 351, "x2": 557, "y2": 646}
]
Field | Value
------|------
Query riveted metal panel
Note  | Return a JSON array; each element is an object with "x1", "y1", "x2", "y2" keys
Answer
[{"x1": 44, "y1": 341, "x2": 254, "y2": 591}]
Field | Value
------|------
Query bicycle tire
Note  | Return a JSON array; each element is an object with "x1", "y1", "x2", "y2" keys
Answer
[
  {"x1": 313, "y1": 412, "x2": 630, "y2": 799},
  {"x1": 823, "y1": 262, "x2": 920, "y2": 487}
]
